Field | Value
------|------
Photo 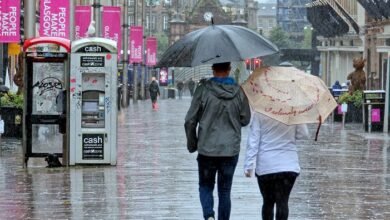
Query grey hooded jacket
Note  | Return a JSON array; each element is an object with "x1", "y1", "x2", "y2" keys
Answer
[{"x1": 184, "y1": 79, "x2": 251, "y2": 157}]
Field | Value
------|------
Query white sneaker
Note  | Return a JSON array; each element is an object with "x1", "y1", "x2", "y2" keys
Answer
[{"x1": 207, "y1": 217, "x2": 215, "y2": 220}]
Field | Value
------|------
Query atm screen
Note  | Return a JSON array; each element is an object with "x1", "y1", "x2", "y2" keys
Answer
[{"x1": 82, "y1": 101, "x2": 99, "y2": 112}]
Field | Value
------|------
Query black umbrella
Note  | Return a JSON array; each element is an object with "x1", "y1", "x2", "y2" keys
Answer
[{"x1": 157, "y1": 24, "x2": 279, "y2": 67}]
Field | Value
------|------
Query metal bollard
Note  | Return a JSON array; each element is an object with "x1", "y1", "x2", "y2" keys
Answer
[
  {"x1": 341, "y1": 103, "x2": 348, "y2": 128},
  {"x1": 0, "y1": 115, "x2": 3, "y2": 149},
  {"x1": 368, "y1": 103, "x2": 372, "y2": 133}
]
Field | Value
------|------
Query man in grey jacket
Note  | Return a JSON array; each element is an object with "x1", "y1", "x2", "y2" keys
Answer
[{"x1": 184, "y1": 62, "x2": 251, "y2": 220}]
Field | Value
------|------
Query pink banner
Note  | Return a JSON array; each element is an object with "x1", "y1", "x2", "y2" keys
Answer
[
  {"x1": 130, "y1": 26, "x2": 144, "y2": 63},
  {"x1": 102, "y1": 6, "x2": 121, "y2": 56},
  {"x1": 40, "y1": 0, "x2": 70, "y2": 38},
  {"x1": 146, "y1": 37, "x2": 157, "y2": 66},
  {"x1": 371, "y1": 108, "x2": 381, "y2": 123},
  {"x1": 75, "y1": 6, "x2": 91, "y2": 40},
  {"x1": 0, "y1": 0, "x2": 21, "y2": 42}
]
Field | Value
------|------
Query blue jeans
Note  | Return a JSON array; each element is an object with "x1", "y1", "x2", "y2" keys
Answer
[{"x1": 197, "y1": 154, "x2": 239, "y2": 220}]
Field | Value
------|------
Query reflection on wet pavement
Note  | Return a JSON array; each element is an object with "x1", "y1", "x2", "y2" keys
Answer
[{"x1": 0, "y1": 97, "x2": 389, "y2": 219}]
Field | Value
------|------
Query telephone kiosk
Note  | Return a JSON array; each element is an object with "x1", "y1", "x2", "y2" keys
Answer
[
  {"x1": 69, "y1": 38, "x2": 117, "y2": 165},
  {"x1": 22, "y1": 37, "x2": 70, "y2": 167}
]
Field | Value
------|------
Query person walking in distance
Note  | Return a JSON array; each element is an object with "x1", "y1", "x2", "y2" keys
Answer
[
  {"x1": 188, "y1": 78, "x2": 195, "y2": 97},
  {"x1": 177, "y1": 80, "x2": 184, "y2": 99},
  {"x1": 149, "y1": 77, "x2": 160, "y2": 110},
  {"x1": 185, "y1": 62, "x2": 251, "y2": 220},
  {"x1": 244, "y1": 112, "x2": 309, "y2": 220}
]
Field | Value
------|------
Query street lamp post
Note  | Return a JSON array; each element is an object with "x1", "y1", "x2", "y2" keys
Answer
[
  {"x1": 144, "y1": 0, "x2": 153, "y2": 98},
  {"x1": 23, "y1": 0, "x2": 36, "y2": 168},
  {"x1": 122, "y1": 0, "x2": 129, "y2": 107},
  {"x1": 70, "y1": 0, "x2": 75, "y2": 41},
  {"x1": 384, "y1": 53, "x2": 390, "y2": 133},
  {"x1": 24, "y1": 0, "x2": 36, "y2": 39},
  {"x1": 92, "y1": 0, "x2": 102, "y2": 37},
  {"x1": 140, "y1": 0, "x2": 145, "y2": 100},
  {"x1": 132, "y1": 0, "x2": 138, "y2": 103}
]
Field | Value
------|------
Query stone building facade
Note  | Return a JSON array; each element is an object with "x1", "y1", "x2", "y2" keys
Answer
[
  {"x1": 167, "y1": 0, "x2": 258, "y2": 45},
  {"x1": 257, "y1": 2, "x2": 277, "y2": 37},
  {"x1": 277, "y1": 0, "x2": 311, "y2": 42}
]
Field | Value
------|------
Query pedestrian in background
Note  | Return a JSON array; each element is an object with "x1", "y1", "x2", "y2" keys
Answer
[
  {"x1": 149, "y1": 77, "x2": 160, "y2": 110},
  {"x1": 341, "y1": 82, "x2": 348, "y2": 90},
  {"x1": 177, "y1": 80, "x2": 184, "y2": 99},
  {"x1": 188, "y1": 78, "x2": 195, "y2": 97},
  {"x1": 185, "y1": 62, "x2": 251, "y2": 220},
  {"x1": 244, "y1": 112, "x2": 309, "y2": 220},
  {"x1": 332, "y1": 80, "x2": 342, "y2": 96}
]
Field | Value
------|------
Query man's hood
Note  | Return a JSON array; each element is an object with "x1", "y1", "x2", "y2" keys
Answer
[{"x1": 204, "y1": 77, "x2": 240, "y2": 99}]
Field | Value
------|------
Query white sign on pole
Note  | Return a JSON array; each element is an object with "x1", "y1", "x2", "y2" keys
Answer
[
  {"x1": 341, "y1": 103, "x2": 348, "y2": 113},
  {"x1": 0, "y1": 119, "x2": 4, "y2": 134}
]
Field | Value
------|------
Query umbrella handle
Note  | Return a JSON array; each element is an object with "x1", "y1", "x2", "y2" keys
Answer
[{"x1": 315, "y1": 115, "x2": 322, "y2": 141}]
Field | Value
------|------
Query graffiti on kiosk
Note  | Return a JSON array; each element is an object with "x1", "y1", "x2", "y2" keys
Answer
[
  {"x1": 32, "y1": 62, "x2": 64, "y2": 114},
  {"x1": 32, "y1": 77, "x2": 63, "y2": 113},
  {"x1": 33, "y1": 77, "x2": 63, "y2": 96},
  {"x1": 105, "y1": 97, "x2": 111, "y2": 113}
]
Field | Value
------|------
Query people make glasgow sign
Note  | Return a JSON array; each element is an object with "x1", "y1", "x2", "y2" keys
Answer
[
  {"x1": 146, "y1": 37, "x2": 157, "y2": 66},
  {"x1": 75, "y1": 6, "x2": 91, "y2": 40},
  {"x1": 0, "y1": 0, "x2": 21, "y2": 42},
  {"x1": 102, "y1": 6, "x2": 121, "y2": 57},
  {"x1": 130, "y1": 26, "x2": 143, "y2": 63},
  {"x1": 40, "y1": 0, "x2": 70, "y2": 39}
]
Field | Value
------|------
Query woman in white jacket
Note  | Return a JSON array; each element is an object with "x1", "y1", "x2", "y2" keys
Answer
[{"x1": 244, "y1": 112, "x2": 309, "y2": 220}]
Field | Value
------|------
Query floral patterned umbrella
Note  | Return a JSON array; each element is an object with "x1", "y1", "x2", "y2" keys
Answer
[{"x1": 242, "y1": 66, "x2": 337, "y2": 140}]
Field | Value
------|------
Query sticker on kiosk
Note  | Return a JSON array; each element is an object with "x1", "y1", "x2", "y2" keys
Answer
[
  {"x1": 82, "y1": 133, "x2": 104, "y2": 160},
  {"x1": 80, "y1": 56, "x2": 105, "y2": 67}
]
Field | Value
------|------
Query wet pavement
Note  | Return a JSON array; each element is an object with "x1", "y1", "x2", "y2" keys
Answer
[{"x1": 0, "y1": 95, "x2": 389, "y2": 220}]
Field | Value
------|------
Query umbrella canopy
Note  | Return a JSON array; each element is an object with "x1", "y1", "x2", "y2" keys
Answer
[
  {"x1": 242, "y1": 66, "x2": 337, "y2": 126},
  {"x1": 157, "y1": 25, "x2": 279, "y2": 67}
]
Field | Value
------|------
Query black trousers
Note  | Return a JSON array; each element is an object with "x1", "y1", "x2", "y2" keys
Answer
[{"x1": 256, "y1": 172, "x2": 298, "y2": 220}]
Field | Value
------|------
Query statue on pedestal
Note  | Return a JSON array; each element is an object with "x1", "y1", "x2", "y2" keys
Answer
[{"x1": 347, "y1": 57, "x2": 366, "y2": 93}]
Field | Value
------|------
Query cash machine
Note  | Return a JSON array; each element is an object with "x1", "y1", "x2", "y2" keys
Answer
[
  {"x1": 69, "y1": 38, "x2": 117, "y2": 165},
  {"x1": 23, "y1": 37, "x2": 70, "y2": 167}
]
